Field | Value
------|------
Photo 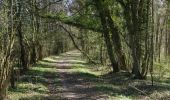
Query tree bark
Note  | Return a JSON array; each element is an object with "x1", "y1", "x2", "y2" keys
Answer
[
  {"x1": 105, "y1": 10, "x2": 126, "y2": 70},
  {"x1": 17, "y1": 1, "x2": 28, "y2": 72},
  {"x1": 94, "y1": 0, "x2": 120, "y2": 72}
]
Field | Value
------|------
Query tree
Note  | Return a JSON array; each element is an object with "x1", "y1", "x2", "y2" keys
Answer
[{"x1": 0, "y1": 0, "x2": 15, "y2": 99}]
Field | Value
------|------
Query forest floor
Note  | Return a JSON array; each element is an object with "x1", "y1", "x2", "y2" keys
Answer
[{"x1": 8, "y1": 50, "x2": 170, "y2": 100}]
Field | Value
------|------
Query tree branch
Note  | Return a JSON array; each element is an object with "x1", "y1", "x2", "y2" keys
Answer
[
  {"x1": 116, "y1": 0, "x2": 126, "y2": 8},
  {"x1": 59, "y1": 24, "x2": 98, "y2": 64},
  {"x1": 38, "y1": 14, "x2": 103, "y2": 33},
  {"x1": 35, "y1": 0, "x2": 63, "y2": 10}
]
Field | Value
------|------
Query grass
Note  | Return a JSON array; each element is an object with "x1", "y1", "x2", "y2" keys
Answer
[
  {"x1": 64, "y1": 60, "x2": 135, "y2": 99},
  {"x1": 67, "y1": 60, "x2": 170, "y2": 99},
  {"x1": 8, "y1": 58, "x2": 58, "y2": 100},
  {"x1": 8, "y1": 51, "x2": 170, "y2": 100}
]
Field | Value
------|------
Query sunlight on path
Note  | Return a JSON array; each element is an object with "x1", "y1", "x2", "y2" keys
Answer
[
  {"x1": 8, "y1": 50, "x2": 111, "y2": 100},
  {"x1": 10, "y1": 50, "x2": 168, "y2": 100},
  {"x1": 52, "y1": 50, "x2": 109, "y2": 100}
]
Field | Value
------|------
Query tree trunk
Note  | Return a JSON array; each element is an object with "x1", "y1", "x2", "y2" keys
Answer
[
  {"x1": 94, "y1": 0, "x2": 120, "y2": 72},
  {"x1": 17, "y1": 1, "x2": 28, "y2": 72},
  {"x1": 106, "y1": 10, "x2": 126, "y2": 70},
  {"x1": 0, "y1": 87, "x2": 7, "y2": 100},
  {"x1": 0, "y1": 0, "x2": 15, "y2": 98},
  {"x1": 31, "y1": 43, "x2": 37, "y2": 64},
  {"x1": 10, "y1": 67, "x2": 16, "y2": 89}
]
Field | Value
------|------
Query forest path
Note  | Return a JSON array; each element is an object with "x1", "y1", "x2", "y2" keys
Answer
[
  {"x1": 9, "y1": 50, "x2": 110, "y2": 100},
  {"x1": 46, "y1": 50, "x2": 109, "y2": 100},
  {"x1": 9, "y1": 50, "x2": 170, "y2": 100}
]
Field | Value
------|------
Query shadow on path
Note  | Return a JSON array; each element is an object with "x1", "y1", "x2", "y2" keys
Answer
[
  {"x1": 18, "y1": 50, "x2": 170, "y2": 100},
  {"x1": 52, "y1": 50, "x2": 109, "y2": 100}
]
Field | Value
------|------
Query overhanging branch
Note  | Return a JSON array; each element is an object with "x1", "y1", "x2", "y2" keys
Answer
[
  {"x1": 59, "y1": 24, "x2": 98, "y2": 64},
  {"x1": 38, "y1": 14, "x2": 103, "y2": 33}
]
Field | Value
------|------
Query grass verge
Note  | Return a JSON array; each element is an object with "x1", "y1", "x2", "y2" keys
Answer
[{"x1": 8, "y1": 57, "x2": 58, "y2": 100}]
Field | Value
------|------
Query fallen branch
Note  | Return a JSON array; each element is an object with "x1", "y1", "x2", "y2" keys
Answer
[
  {"x1": 129, "y1": 85, "x2": 147, "y2": 95},
  {"x1": 129, "y1": 85, "x2": 155, "y2": 99}
]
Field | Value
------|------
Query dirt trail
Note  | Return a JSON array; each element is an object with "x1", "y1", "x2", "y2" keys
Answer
[
  {"x1": 47, "y1": 50, "x2": 108, "y2": 100},
  {"x1": 48, "y1": 50, "x2": 170, "y2": 100},
  {"x1": 9, "y1": 50, "x2": 170, "y2": 100}
]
